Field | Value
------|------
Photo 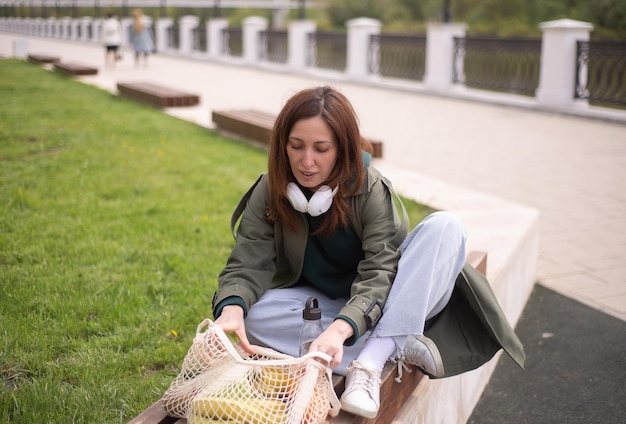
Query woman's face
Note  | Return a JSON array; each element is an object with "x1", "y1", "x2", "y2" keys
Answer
[{"x1": 287, "y1": 115, "x2": 338, "y2": 190}]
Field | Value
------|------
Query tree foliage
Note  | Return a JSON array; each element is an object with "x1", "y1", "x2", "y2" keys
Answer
[{"x1": 322, "y1": 0, "x2": 625, "y2": 38}]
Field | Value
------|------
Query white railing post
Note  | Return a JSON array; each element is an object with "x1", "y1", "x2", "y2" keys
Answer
[
  {"x1": 288, "y1": 20, "x2": 316, "y2": 71},
  {"x1": 208, "y1": 18, "x2": 228, "y2": 58},
  {"x1": 33, "y1": 18, "x2": 42, "y2": 36},
  {"x1": 156, "y1": 17, "x2": 173, "y2": 53},
  {"x1": 346, "y1": 17, "x2": 381, "y2": 79},
  {"x1": 70, "y1": 18, "x2": 80, "y2": 40},
  {"x1": 179, "y1": 15, "x2": 199, "y2": 55},
  {"x1": 61, "y1": 17, "x2": 71, "y2": 39},
  {"x1": 54, "y1": 18, "x2": 62, "y2": 38},
  {"x1": 121, "y1": 17, "x2": 132, "y2": 47},
  {"x1": 242, "y1": 16, "x2": 268, "y2": 64},
  {"x1": 536, "y1": 19, "x2": 594, "y2": 108},
  {"x1": 92, "y1": 18, "x2": 103, "y2": 43},
  {"x1": 80, "y1": 17, "x2": 91, "y2": 42},
  {"x1": 46, "y1": 17, "x2": 55, "y2": 38},
  {"x1": 424, "y1": 22, "x2": 467, "y2": 92}
]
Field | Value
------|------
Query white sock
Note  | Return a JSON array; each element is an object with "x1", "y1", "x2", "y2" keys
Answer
[{"x1": 355, "y1": 337, "x2": 397, "y2": 372}]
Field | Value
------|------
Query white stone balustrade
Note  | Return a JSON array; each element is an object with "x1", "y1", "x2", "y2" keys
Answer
[
  {"x1": 61, "y1": 17, "x2": 71, "y2": 39},
  {"x1": 424, "y1": 22, "x2": 467, "y2": 91},
  {"x1": 92, "y1": 19, "x2": 102, "y2": 43},
  {"x1": 155, "y1": 17, "x2": 173, "y2": 53},
  {"x1": 80, "y1": 17, "x2": 91, "y2": 42},
  {"x1": 179, "y1": 15, "x2": 199, "y2": 55},
  {"x1": 242, "y1": 16, "x2": 267, "y2": 64},
  {"x1": 346, "y1": 17, "x2": 381, "y2": 79},
  {"x1": 120, "y1": 17, "x2": 132, "y2": 46},
  {"x1": 70, "y1": 19, "x2": 80, "y2": 40},
  {"x1": 536, "y1": 19, "x2": 594, "y2": 108},
  {"x1": 208, "y1": 18, "x2": 228, "y2": 58},
  {"x1": 0, "y1": 14, "x2": 607, "y2": 119},
  {"x1": 288, "y1": 20, "x2": 316, "y2": 72}
]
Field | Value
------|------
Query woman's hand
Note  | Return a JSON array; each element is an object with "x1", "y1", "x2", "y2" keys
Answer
[
  {"x1": 308, "y1": 320, "x2": 354, "y2": 368},
  {"x1": 214, "y1": 305, "x2": 255, "y2": 355}
]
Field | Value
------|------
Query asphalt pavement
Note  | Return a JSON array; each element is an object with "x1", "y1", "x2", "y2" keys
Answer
[{"x1": 469, "y1": 283, "x2": 626, "y2": 424}]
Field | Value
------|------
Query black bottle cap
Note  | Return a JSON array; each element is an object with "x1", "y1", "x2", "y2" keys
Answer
[{"x1": 303, "y1": 296, "x2": 321, "y2": 320}]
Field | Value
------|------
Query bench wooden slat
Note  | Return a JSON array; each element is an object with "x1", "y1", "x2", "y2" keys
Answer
[
  {"x1": 53, "y1": 62, "x2": 98, "y2": 76},
  {"x1": 212, "y1": 109, "x2": 384, "y2": 158},
  {"x1": 212, "y1": 109, "x2": 275, "y2": 145},
  {"x1": 117, "y1": 82, "x2": 200, "y2": 108},
  {"x1": 127, "y1": 400, "x2": 185, "y2": 424},
  {"x1": 28, "y1": 54, "x2": 60, "y2": 64}
]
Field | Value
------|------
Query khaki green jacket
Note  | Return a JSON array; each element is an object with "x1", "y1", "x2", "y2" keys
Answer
[
  {"x1": 426, "y1": 263, "x2": 526, "y2": 377},
  {"x1": 214, "y1": 165, "x2": 408, "y2": 343},
  {"x1": 214, "y1": 169, "x2": 525, "y2": 376}
]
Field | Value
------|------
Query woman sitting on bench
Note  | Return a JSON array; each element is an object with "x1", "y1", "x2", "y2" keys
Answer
[{"x1": 212, "y1": 86, "x2": 522, "y2": 419}]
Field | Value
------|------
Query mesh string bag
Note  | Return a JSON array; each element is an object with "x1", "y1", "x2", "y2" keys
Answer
[{"x1": 162, "y1": 318, "x2": 341, "y2": 424}]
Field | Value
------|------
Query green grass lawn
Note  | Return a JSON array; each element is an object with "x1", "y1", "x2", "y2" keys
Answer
[{"x1": 0, "y1": 59, "x2": 431, "y2": 423}]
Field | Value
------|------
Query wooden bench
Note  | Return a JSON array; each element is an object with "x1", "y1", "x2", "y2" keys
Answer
[
  {"x1": 212, "y1": 109, "x2": 384, "y2": 158},
  {"x1": 117, "y1": 82, "x2": 200, "y2": 108},
  {"x1": 53, "y1": 62, "x2": 98, "y2": 76},
  {"x1": 27, "y1": 54, "x2": 60, "y2": 64},
  {"x1": 128, "y1": 251, "x2": 487, "y2": 424}
]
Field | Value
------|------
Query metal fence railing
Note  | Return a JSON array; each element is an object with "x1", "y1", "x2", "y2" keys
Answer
[
  {"x1": 307, "y1": 31, "x2": 346, "y2": 72},
  {"x1": 576, "y1": 40, "x2": 626, "y2": 107},
  {"x1": 369, "y1": 33, "x2": 426, "y2": 81},
  {"x1": 193, "y1": 27, "x2": 206, "y2": 52},
  {"x1": 3, "y1": 14, "x2": 624, "y2": 110},
  {"x1": 222, "y1": 27, "x2": 242, "y2": 57},
  {"x1": 260, "y1": 29, "x2": 288, "y2": 64},
  {"x1": 167, "y1": 26, "x2": 179, "y2": 50},
  {"x1": 454, "y1": 36, "x2": 542, "y2": 96}
]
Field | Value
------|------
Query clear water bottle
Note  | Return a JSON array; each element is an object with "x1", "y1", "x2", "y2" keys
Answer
[{"x1": 299, "y1": 297, "x2": 324, "y2": 356}]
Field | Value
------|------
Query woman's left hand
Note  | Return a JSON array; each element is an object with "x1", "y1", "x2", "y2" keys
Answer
[{"x1": 308, "y1": 320, "x2": 354, "y2": 368}]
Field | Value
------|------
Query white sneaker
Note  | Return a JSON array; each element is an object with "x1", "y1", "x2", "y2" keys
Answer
[
  {"x1": 340, "y1": 360, "x2": 381, "y2": 419},
  {"x1": 401, "y1": 334, "x2": 445, "y2": 377}
]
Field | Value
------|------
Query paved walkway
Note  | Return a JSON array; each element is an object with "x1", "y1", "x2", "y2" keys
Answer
[{"x1": 2, "y1": 35, "x2": 625, "y2": 322}]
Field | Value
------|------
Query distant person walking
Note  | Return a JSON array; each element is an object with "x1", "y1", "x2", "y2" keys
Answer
[
  {"x1": 131, "y1": 9, "x2": 155, "y2": 68},
  {"x1": 102, "y1": 13, "x2": 123, "y2": 69}
]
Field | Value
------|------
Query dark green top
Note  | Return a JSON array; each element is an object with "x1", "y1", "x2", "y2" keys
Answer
[{"x1": 300, "y1": 200, "x2": 363, "y2": 300}]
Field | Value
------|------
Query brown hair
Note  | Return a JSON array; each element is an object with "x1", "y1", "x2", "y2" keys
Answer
[
  {"x1": 132, "y1": 9, "x2": 145, "y2": 33},
  {"x1": 268, "y1": 86, "x2": 373, "y2": 235}
]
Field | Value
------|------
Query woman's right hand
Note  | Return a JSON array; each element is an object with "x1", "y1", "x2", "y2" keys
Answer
[{"x1": 214, "y1": 305, "x2": 255, "y2": 355}]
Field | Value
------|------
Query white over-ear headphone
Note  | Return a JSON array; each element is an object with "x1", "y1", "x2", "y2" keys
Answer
[{"x1": 286, "y1": 182, "x2": 338, "y2": 217}]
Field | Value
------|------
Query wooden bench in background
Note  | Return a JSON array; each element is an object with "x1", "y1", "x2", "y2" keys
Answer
[
  {"x1": 212, "y1": 109, "x2": 384, "y2": 158},
  {"x1": 128, "y1": 251, "x2": 487, "y2": 424},
  {"x1": 27, "y1": 54, "x2": 60, "y2": 64},
  {"x1": 53, "y1": 62, "x2": 98, "y2": 76},
  {"x1": 117, "y1": 82, "x2": 200, "y2": 108}
]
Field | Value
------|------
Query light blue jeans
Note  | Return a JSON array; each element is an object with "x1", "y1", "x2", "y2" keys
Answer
[{"x1": 245, "y1": 211, "x2": 467, "y2": 375}]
